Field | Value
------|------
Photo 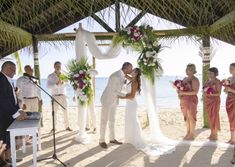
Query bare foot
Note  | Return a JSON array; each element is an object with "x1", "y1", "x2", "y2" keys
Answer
[
  {"x1": 210, "y1": 135, "x2": 218, "y2": 141},
  {"x1": 185, "y1": 135, "x2": 195, "y2": 141},
  {"x1": 183, "y1": 133, "x2": 190, "y2": 140}
]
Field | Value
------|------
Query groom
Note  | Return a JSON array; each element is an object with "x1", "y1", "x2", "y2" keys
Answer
[{"x1": 99, "y1": 62, "x2": 133, "y2": 148}]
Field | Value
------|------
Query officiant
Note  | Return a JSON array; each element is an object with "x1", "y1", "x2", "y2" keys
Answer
[
  {"x1": 0, "y1": 61, "x2": 27, "y2": 163},
  {"x1": 16, "y1": 65, "x2": 42, "y2": 112}
]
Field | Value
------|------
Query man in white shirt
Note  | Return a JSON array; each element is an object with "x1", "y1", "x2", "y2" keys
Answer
[
  {"x1": 47, "y1": 61, "x2": 72, "y2": 131},
  {"x1": 16, "y1": 65, "x2": 42, "y2": 112}
]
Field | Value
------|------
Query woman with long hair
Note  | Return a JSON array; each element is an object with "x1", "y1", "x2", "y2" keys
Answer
[{"x1": 119, "y1": 68, "x2": 175, "y2": 155}]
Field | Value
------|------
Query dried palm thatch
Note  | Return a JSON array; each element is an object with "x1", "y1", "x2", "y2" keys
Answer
[{"x1": 0, "y1": 0, "x2": 235, "y2": 58}]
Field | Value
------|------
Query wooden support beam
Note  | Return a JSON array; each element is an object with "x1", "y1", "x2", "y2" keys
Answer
[
  {"x1": 36, "y1": 26, "x2": 209, "y2": 42},
  {"x1": 91, "y1": 14, "x2": 115, "y2": 32},
  {"x1": 115, "y1": 0, "x2": 121, "y2": 31},
  {"x1": 126, "y1": 11, "x2": 147, "y2": 28}
]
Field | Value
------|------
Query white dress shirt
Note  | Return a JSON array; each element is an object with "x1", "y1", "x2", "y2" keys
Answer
[
  {"x1": 47, "y1": 72, "x2": 67, "y2": 95},
  {"x1": 2, "y1": 72, "x2": 21, "y2": 119},
  {"x1": 16, "y1": 76, "x2": 41, "y2": 103}
]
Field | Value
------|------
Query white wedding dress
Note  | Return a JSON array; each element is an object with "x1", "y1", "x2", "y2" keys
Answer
[{"x1": 124, "y1": 83, "x2": 175, "y2": 156}]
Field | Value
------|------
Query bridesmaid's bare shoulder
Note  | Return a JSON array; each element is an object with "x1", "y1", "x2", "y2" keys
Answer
[{"x1": 193, "y1": 76, "x2": 200, "y2": 83}]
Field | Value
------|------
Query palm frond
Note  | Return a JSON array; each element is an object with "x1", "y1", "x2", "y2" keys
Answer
[{"x1": 11, "y1": 51, "x2": 23, "y2": 75}]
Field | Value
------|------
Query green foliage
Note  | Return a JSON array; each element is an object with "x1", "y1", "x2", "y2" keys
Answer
[
  {"x1": 66, "y1": 57, "x2": 94, "y2": 106},
  {"x1": 11, "y1": 51, "x2": 23, "y2": 75},
  {"x1": 113, "y1": 25, "x2": 163, "y2": 83}
]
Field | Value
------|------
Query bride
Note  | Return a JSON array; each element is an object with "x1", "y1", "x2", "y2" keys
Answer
[{"x1": 119, "y1": 68, "x2": 175, "y2": 155}]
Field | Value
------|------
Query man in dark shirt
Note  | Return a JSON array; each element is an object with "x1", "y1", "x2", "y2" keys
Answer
[{"x1": 0, "y1": 61, "x2": 27, "y2": 162}]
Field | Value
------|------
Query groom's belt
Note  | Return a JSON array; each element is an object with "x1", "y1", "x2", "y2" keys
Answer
[{"x1": 53, "y1": 94, "x2": 65, "y2": 96}]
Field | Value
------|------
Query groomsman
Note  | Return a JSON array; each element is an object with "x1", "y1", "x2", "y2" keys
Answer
[
  {"x1": 47, "y1": 61, "x2": 72, "y2": 131},
  {"x1": 0, "y1": 61, "x2": 27, "y2": 163},
  {"x1": 16, "y1": 65, "x2": 42, "y2": 111}
]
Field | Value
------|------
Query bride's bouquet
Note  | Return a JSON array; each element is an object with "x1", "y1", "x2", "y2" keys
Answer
[
  {"x1": 66, "y1": 57, "x2": 97, "y2": 106},
  {"x1": 202, "y1": 86, "x2": 214, "y2": 94},
  {"x1": 171, "y1": 79, "x2": 186, "y2": 91}
]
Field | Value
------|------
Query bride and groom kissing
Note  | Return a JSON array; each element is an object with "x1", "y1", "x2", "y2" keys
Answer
[{"x1": 99, "y1": 62, "x2": 143, "y2": 149}]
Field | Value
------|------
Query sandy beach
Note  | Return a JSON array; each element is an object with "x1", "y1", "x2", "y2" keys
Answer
[{"x1": 16, "y1": 106, "x2": 234, "y2": 167}]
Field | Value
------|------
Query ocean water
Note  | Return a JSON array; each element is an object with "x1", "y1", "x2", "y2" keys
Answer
[{"x1": 36, "y1": 75, "x2": 227, "y2": 109}]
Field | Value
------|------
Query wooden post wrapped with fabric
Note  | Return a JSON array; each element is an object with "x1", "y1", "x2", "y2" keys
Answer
[
  {"x1": 32, "y1": 35, "x2": 43, "y2": 126},
  {"x1": 74, "y1": 25, "x2": 91, "y2": 144},
  {"x1": 201, "y1": 37, "x2": 211, "y2": 128}
]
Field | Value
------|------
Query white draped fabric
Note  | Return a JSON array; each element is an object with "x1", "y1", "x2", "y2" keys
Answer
[
  {"x1": 75, "y1": 27, "x2": 176, "y2": 147},
  {"x1": 75, "y1": 28, "x2": 122, "y2": 60}
]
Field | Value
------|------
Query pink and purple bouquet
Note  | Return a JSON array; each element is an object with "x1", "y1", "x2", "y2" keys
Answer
[
  {"x1": 126, "y1": 26, "x2": 144, "y2": 42},
  {"x1": 221, "y1": 79, "x2": 230, "y2": 87},
  {"x1": 66, "y1": 58, "x2": 97, "y2": 106},
  {"x1": 203, "y1": 86, "x2": 214, "y2": 94},
  {"x1": 172, "y1": 79, "x2": 186, "y2": 91}
]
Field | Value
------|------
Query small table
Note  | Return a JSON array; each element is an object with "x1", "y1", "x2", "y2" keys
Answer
[{"x1": 7, "y1": 119, "x2": 41, "y2": 167}]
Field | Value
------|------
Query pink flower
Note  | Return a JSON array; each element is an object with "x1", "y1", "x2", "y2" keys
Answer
[
  {"x1": 221, "y1": 79, "x2": 230, "y2": 87},
  {"x1": 172, "y1": 79, "x2": 186, "y2": 91},
  {"x1": 203, "y1": 86, "x2": 214, "y2": 94}
]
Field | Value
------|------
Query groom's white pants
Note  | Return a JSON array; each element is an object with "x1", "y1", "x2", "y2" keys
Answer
[{"x1": 99, "y1": 103, "x2": 117, "y2": 143}]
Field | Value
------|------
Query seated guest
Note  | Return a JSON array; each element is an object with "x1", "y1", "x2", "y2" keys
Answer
[
  {"x1": 203, "y1": 67, "x2": 221, "y2": 141},
  {"x1": 178, "y1": 64, "x2": 199, "y2": 140},
  {"x1": 16, "y1": 65, "x2": 42, "y2": 111},
  {"x1": 0, "y1": 61, "x2": 27, "y2": 163},
  {"x1": 0, "y1": 140, "x2": 6, "y2": 157},
  {"x1": 0, "y1": 140, "x2": 7, "y2": 166}
]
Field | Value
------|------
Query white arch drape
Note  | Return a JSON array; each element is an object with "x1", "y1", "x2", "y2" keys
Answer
[{"x1": 75, "y1": 27, "x2": 171, "y2": 144}]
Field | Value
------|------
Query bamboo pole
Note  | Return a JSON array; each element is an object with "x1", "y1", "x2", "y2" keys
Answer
[
  {"x1": 202, "y1": 37, "x2": 210, "y2": 128},
  {"x1": 32, "y1": 36, "x2": 43, "y2": 126}
]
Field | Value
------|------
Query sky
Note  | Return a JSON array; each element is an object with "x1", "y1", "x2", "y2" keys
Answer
[{"x1": 1, "y1": 5, "x2": 235, "y2": 79}]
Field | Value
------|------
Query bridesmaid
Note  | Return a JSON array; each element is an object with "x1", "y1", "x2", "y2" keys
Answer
[
  {"x1": 225, "y1": 63, "x2": 235, "y2": 144},
  {"x1": 178, "y1": 64, "x2": 199, "y2": 140},
  {"x1": 203, "y1": 67, "x2": 221, "y2": 141}
]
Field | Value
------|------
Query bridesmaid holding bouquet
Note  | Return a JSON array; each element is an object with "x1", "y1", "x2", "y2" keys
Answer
[
  {"x1": 203, "y1": 67, "x2": 221, "y2": 141},
  {"x1": 224, "y1": 63, "x2": 235, "y2": 144},
  {"x1": 178, "y1": 64, "x2": 200, "y2": 140}
]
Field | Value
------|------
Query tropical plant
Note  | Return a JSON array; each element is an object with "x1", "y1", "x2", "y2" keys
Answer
[
  {"x1": 66, "y1": 57, "x2": 96, "y2": 106},
  {"x1": 114, "y1": 25, "x2": 163, "y2": 83}
]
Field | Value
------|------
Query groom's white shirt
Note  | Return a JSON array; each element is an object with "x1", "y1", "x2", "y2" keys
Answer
[{"x1": 100, "y1": 70, "x2": 125, "y2": 106}]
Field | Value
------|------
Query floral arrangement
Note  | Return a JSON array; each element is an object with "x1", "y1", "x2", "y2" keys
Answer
[
  {"x1": 221, "y1": 79, "x2": 230, "y2": 87},
  {"x1": 113, "y1": 25, "x2": 163, "y2": 83},
  {"x1": 59, "y1": 73, "x2": 69, "y2": 81},
  {"x1": 172, "y1": 79, "x2": 186, "y2": 91},
  {"x1": 203, "y1": 86, "x2": 214, "y2": 94},
  {"x1": 66, "y1": 57, "x2": 97, "y2": 106}
]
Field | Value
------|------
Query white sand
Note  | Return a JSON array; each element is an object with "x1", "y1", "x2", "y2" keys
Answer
[{"x1": 16, "y1": 106, "x2": 234, "y2": 167}]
